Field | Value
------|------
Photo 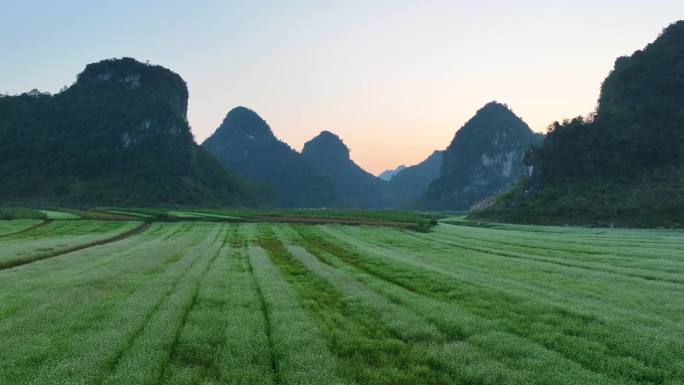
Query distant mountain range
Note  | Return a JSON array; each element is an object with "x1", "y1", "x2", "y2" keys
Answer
[
  {"x1": 203, "y1": 109, "x2": 405, "y2": 209},
  {"x1": 301, "y1": 131, "x2": 394, "y2": 208},
  {"x1": 0, "y1": 58, "x2": 254, "y2": 207},
  {"x1": 474, "y1": 20, "x2": 684, "y2": 226},
  {"x1": 378, "y1": 165, "x2": 406, "y2": 181},
  {"x1": 202, "y1": 107, "x2": 340, "y2": 208},
  {"x1": 201, "y1": 103, "x2": 541, "y2": 211},
  {"x1": 0, "y1": 62, "x2": 543, "y2": 210},
  {"x1": 0, "y1": 59, "x2": 547, "y2": 211},
  {"x1": 4, "y1": 19, "x2": 680, "y2": 225}
]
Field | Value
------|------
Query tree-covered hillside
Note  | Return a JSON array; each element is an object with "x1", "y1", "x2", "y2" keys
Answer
[
  {"x1": 419, "y1": 102, "x2": 540, "y2": 210},
  {"x1": 202, "y1": 107, "x2": 340, "y2": 208},
  {"x1": 0, "y1": 58, "x2": 255, "y2": 207},
  {"x1": 474, "y1": 20, "x2": 684, "y2": 226},
  {"x1": 301, "y1": 130, "x2": 394, "y2": 208}
]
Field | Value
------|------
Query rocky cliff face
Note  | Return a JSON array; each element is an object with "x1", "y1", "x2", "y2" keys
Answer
[
  {"x1": 0, "y1": 57, "x2": 254, "y2": 207},
  {"x1": 70, "y1": 58, "x2": 191, "y2": 150},
  {"x1": 419, "y1": 102, "x2": 539, "y2": 210},
  {"x1": 202, "y1": 108, "x2": 340, "y2": 207}
]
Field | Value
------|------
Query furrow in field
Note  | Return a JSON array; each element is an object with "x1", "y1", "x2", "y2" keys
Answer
[
  {"x1": 249, "y1": 245, "x2": 281, "y2": 385},
  {"x1": 155, "y1": 226, "x2": 230, "y2": 384},
  {"x1": 100, "y1": 224, "x2": 227, "y2": 385},
  {"x1": 66, "y1": 222, "x2": 183, "y2": 279},
  {"x1": 281, "y1": 224, "x2": 619, "y2": 385},
  {"x1": 444, "y1": 226, "x2": 684, "y2": 261},
  {"x1": 0, "y1": 222, "x2": 178, "y2": 294},
  {"x1": 250, "y1": 228, "x2": 350, "y2": 385},
  {"x1": 442, "y1": 220, "x2": 684, "y2": 247},
  {"x1": 4, "y1": 223, "x2": 218, "y2": 385},
  {"x1": 159, "y1": 224, "x2": 274, "y2": 385},
  {"x1": 430, "y1": 225, "x2": 684, "y2": 277},
  {"x1": 161, "y1": 222, "x2": 201, "y2": 241},
  {"x1": 431, "y1": 225, "x2": 684, "y2": 261},
  {"x1": 271, "y1": 225, "x2": 444, "y2": 343},
  {"x1": 220, "y1": 235, "x2": 276, "y2": 384},
  {"x1": 266, "y1": 224, "x2": 616, "y2": 385},
  {"x1": 0, "y1": 219, "x2": 48, "y2": 238},
  {"x1": 331, "y1": 225, "x2": 684, "y2": 326},
  {"x1": 1, "y1": 220, "x2": 111, "y2": 239},
  {"x1": 388, "y1": 227, "x2": 684, "y2": 324},
  {"x1": 433, "y1": 220, "x2": 684, "y2": 261},
  {"x1": 0, "y1": 220, "x2": 146, "y2": 270},
  {"x1": 0, "y1": 220, "x2": 68, "y2": 239},
  {"x1": 316, "y1": 225, "x2": 682, "y2": 385},
  {"x1": 440, "y1": 222, "x2": 684, "y2": 259},
  {"x1": 0, "y1": 223, "x2": 180, "y2": 382},
  {"x1": 347, "y1": 224, "x2": 684, "y2": 324},
  {"x1": 0, "y1": 222, "x2": 173, "y2": 328},
  {"x1": 258, "y1": 224, "x2": 478, "y2": 385},
  {"x1": 421, "y1": 229, "x2": 684, "y2": 284},
  {"x1": 2, "y1": 219, "x2": 682, "y2": 385}
]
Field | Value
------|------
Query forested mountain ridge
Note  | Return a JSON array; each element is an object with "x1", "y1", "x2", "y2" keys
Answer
[
  {"x1": 473, "y1": 20, "x2": 684, "y2": 226},
  {"x1": 202, "y1": 107, "x2": 340, "y2": 207},
  {"x1": 418, "y1": 102, "x2": 540, "y2": 210},
  {"x1": 301, "y1": 130, "x2": 395, "y2": 208},
  {"x1": 0, "y1": 57, "x2": 255, "y2": 207},
  {"x1": 388, "y1": 150, "x2": 443, "y2": 207}
]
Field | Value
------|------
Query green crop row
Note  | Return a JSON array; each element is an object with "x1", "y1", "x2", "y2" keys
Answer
[{"x1": 0, "y1": 219, "x2": 682, "y2": 384}]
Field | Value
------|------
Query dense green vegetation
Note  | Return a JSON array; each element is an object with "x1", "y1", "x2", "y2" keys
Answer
[
  {"x1": 0, "y1": 218, "x2": 682, "y2": 384},
  {"x1": 0, "y1": 58, "x2": 255, "y2": 208},
  {"x1": 477, "y1": 21, "x2": 684, "y2": 226},
  {"x1": 420, "y1": 102, "x2": 542, "y2": 210},
  {"x1": 301, "y1": 130, "x2": 395, "y2": 208},
  {"x1": 0, "y1": 207, "x2": 46, "y2": 220}
]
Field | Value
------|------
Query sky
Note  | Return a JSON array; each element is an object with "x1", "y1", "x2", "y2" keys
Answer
[{"x1": 1, "y1": 1, "x2": 682, "y2": 174}]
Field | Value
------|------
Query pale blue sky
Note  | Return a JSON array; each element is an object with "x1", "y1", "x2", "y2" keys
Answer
[{"x1": 1, "y1": 1, "x2": 682, "y2": 173}]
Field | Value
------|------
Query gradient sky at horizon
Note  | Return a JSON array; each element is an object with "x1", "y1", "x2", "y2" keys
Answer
[{"x1": 1, "y1": 1, "x2": 682, "y2": 174}]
